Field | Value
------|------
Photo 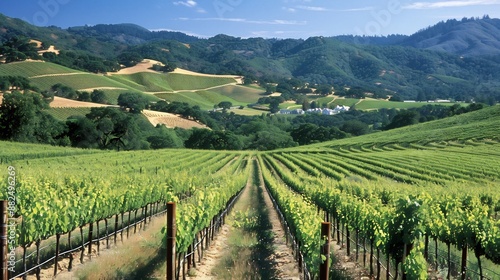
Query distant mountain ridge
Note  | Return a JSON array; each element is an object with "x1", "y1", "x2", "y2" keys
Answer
[
  {"x1": 335, "y1": 16, "x2": 500, "y2": 56},
  {"x1": 67, "y1": 23, "x2": 199, "y2": 45},
  {"x1": 1, "y1": 13, "x2": 500, "y2": 103},
  {"x1": 401, "y1": 17, "x2": 500, "y2": 56}
]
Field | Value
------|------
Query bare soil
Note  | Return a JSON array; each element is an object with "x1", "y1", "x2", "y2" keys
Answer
[
  {"x1": 142, "y1": 109, "x2": 208, "y2": 129},
  {"x1": 19, "y1": 216, "x2": 167, "y2": 280},
  {"x1": 258, "y1": 182, "x2": 302, "y2": 279},
  {"x1": 108, "y1": 59, "x2": 164, "y2": 75},
  {"x1": 172, "y1": 68, "x2": 243, "y2": 84},
  {"x1": 50, "y1": 97, "x2": 110, "y2": 108},
  {"x1": 190, "y1": 170, "x2": 301, "y2": 279}
]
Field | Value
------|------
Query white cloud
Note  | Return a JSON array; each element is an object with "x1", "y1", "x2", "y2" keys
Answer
[
  {"x1": 404, "y1": 0, "x2": 500, "y2": 9},
  {"x1": 178, "y1": 17, "x2": 307, "y2": 25},
  {"x1": 297, "y1": 5, "x2": 328, "y2": 11},
  {"x1": 173, "y1": 0, "x2": 197, "y2": 7},
  {"x1": 340, "y1": 7, "x2": 374, "y2": 12},
  {"x1": 292, "y1": 5, "x2": 373, "y2": 12},
  {"x1": 282, "y1": 7, "x2": 297, "y2": 12},
  {"x1": 174, "y1": 1, "x2": 206, "y2": 13}
]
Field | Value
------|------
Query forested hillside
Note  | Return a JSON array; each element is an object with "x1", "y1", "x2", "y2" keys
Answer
[{"x1": 2, "y1": 14, "x2": 500, "y2": 102}]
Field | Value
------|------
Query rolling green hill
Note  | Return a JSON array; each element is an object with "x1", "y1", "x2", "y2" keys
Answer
[
  {"x1": 306, "y1": 105, "x2": 500, "y2": 149},
  {"x1": 3, "y1": 14, "x2": 500, "y2": 104},
  {"x1": 156, "y1": 90, "x2": 246, "y2": 110},
  {"x1": 107, "y1": 72, "x2": 172, "y2": 92},
  {"x1": 46, "y1": 107, "x2": 93, "y2": 121},
  {"x1": 0, "y1": 61, "x2": 78, "y2": 77},
  {"x1": 190, "y1": 84, "x2": 265, "y2": 103},
  {"x1": 0, "y1": 61, "x2": 246, "y2": 106},
  {"x1": 354, "y1": 99, "x2": 460, "y2": 110}
]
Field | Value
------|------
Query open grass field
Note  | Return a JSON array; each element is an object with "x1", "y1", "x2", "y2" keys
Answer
[
  {"x1": 106, "y1": 74, "x2": 152, "y2": 92},
  {"x1": 329, "y1": 98, "x2": 360, "y2": 107},
  {"x1": 1, "y1": 104, "x2": 500, "y2": 279},
  {"x1": 0, "y1": 61, "x2": 78, "y2": 77},
  {"x1": 0, "y1": 61, "x2": 482, "y2": 118},
  {"x1": 314, "y1": 96, "x2": 336, "y2": 105},
  {"x1": 307, "y1": 105, "x2": 500, "y2": 149},
  {"x1": 355, "y1": 99, "x2": 462, "y2": 110},
  {"x1": 99, "y1": 88, "x2": 161, "y2": 104},
  {"x1": 278, "y1": 102, "x2": 301, "y2": 110},
  {"x1": 430, "y1": 74, "x2": 468, "y2": 84},
  {"x1": 108, "y1": 72, "x2": 173, "y2": 92},
  {"x1": 208, "y1": 85, "x2": 265, "y2": 103},
  {"x1": 156, "y1": 90, "x2": 245, "y2": 110},
  {"x1": 166, "y1": 73, "x2": 237, "y2": 91},
  {"x1": 46, "y1": 107, "x2": 93, "y2": 121},
  {"x1": 30, "y1": 74, "x2": 131, "y2": 92}
]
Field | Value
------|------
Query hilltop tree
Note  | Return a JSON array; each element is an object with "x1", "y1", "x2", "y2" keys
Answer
[
  {"x1": 51, "y1": 83, "x2": 77, "y2": 99},
  {"x1": 77, "y1": 91, "x2": 91, "y2": 102},
  {"x1": 147, "y1": 126, "x2": 184, "y2": 149},
  {"x1": 91, "y1": 89, "x2": 108, "y2": 104},
  {"x1": 0, "y1": 91, "x2": 65, "y2": 144},
  {"x1": 0, "y1": 36, "x2": 40, "y2": 63},
  {"x1": 83, "y1": 107, "x2": 144, "y2": 150},
  {"x1": 0, "y1": 76, "x2": 32, "y2": 91},
  {"x1": 218, "y1": 101, "x2": 233, "y2": 110},
  {"x1": 117, "y1": 92, "x2": 148, "y2": 113},
  {"x1": 341, "y1": 120, "x2": 369, "y2": 136},
  {"x1": 316, "y1": 84, "x2": 333, "y2": 95},
  {"x1": 150, "y1": 62, "x2": 176, "y2": 73},
  {"x1": 117, "y1": 51, "x2": 143, "y2": 67},
  {"x1": 269, "y1": 99, "x2": 281, "y2": 113},
  {"x1": 385, "y1": 110, "x2": 420, "y2": 130},
  {"x1": 66, "y1": 117, "x2": 99, "y2": 149},
  {"x1": 290, "y1": 123, "x2": 347, "y2": 145},
  {"x1": 185, "y1": 129, "x2": 242, "y2": 150}
]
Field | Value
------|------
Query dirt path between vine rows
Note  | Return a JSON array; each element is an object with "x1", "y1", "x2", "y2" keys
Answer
[
  {"x1": 191, "y1": 178, "x2": 301, "y2": 279},
  {"x1": 257, "y1": 182, "x2": 302, "y2": 279}
]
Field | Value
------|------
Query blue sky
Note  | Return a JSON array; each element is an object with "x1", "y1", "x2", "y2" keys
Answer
[{"x1": 1, "y1": 0, "x2": 500, "y2": 38}]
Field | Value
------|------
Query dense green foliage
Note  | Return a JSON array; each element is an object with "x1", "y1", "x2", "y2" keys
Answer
[
  {"x1": 0, "y1": 77, "x2": 492, "y2": 151},
  {"x1": 0, "y1": 36, "x2": 39, "y2": 62},
  {"x1": 0, "y1": 144, "x2": 249, "y2": 257},
  {"x1": 2, "y1": 15, "x2": 500, "y2": 103},
  {"x1": 261, "y1": 138, "x2": 500, "y2": 277},
  {"x1": 1, "y1": 92, "x2": 500, "y2": 277},
  {"x1": 0, "y1": 91, "x2": 66, "y2": 145}
]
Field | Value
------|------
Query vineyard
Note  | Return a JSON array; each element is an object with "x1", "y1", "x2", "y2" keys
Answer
[
  {"x1": 1, "y1": 106, "x2": 500, "y2": 279},
  {"x1": 155, "y1": 90, "x2": 246, "y2": 111}
]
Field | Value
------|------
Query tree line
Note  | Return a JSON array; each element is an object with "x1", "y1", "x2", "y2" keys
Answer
[{"x1": 0, "y1": 77, "x2": 487, "y2": 151}]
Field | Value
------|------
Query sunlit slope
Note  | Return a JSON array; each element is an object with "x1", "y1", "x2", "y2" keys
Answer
[
  {"x1": 0, "y1": 140, "x2": 105, "y2": 162},
  {"x1": 156, "y1": 90, "x2": 243, "y2": 110},
  {"x1": 307, "y1": 105, "x2": 500, "y2": 149},
  {"x1": 0, "y1": 61, "x2": 249, "y2": 106},
  {"x1": 0, "y1": 61, "x2": 77, "y2": 77}
]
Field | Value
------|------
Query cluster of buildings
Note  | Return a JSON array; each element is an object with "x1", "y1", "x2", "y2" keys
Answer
[{"x1": 279, "y1": 105, "x2": 350, "y2": 115}]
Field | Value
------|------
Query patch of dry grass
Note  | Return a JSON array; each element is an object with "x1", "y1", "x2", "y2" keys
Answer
[{"x1": 69, "y1": 218, "x2": 166, "y2": 280}]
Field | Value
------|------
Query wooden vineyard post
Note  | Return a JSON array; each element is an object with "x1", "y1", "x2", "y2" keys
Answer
[
  {"x1": 346, "y1": 225, "x2": 350, "y2": 256},
  {"x1": 461, "y1": 245, "x2": 467, "y2": 280},
  {"x1": 166, "y1": 202, "x2": 176, "y2": 280},
  {"x1": 53, "y1": 233, "x2": 61, "y2": 277},
  {"x1": 0, "y1": 201, "x2": 7, "y2": 280},
  {"x1": 114, "y1": 215, "x2": 119, "y2": 245},
  {"x1": 88, "y1": 222, "x2": 93, "y2": 260},
  {"x1": 320, "y1": 222, "x2": 331, "y2": 280}
]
